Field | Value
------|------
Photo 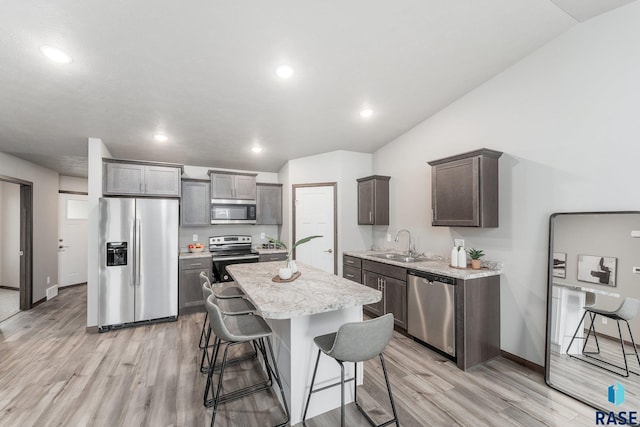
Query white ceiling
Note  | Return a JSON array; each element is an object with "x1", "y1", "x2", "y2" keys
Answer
[{"x1": 0, "y1": 1, "x2": 634, "y2": 177}]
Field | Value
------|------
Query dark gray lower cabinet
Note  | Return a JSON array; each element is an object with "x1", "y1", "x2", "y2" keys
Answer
[
  {"x1": 259, "y1": 253, "x2": 287, "y2": 262},
  {"x1": 361, "y1": 260, "x2": 407, "y2": 329},
  {"x1": 179, "y1": 257, "x2": 211, "y2": 313}
]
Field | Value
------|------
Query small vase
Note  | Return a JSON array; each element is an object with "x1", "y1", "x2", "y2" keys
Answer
[
  {"x1": 278, "y1": 267, "x2": 292, "y2": 280},
  {"x1": 471, "y1": 259, "x2": 482, "y2": 270},
  {"x1": 288, "y1": 260, "x2": 298, "y2": 273}
]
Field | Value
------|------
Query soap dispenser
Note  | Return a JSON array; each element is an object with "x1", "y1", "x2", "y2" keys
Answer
[
  {"x1": 450, "y1": 246, "x2": 459, "y2": 267},
  {"x1": 457, "y1": 246, "x2": 467, "y2": 268}
]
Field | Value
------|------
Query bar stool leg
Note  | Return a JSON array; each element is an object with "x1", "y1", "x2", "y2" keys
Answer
[
  {"x1": 302, "y1": 349, "x2": 322, "y2": 423},
  {"x1": 380, "y1": 353, "x2": 400, "y2": 426},
  {"x1": 625, "y1": 320, "x2": 640, "y2": 367},
  {"x1": 339, "y1": 361, "x2": 345, "y2": 427},
  {"x1": 199, "y1": 312, "x2": 209, "y2": 350}
]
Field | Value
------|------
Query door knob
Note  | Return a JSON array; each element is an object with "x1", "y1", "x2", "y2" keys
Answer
[{"x1": 324, "y1": 249, "x2": 333, "y2": 253}]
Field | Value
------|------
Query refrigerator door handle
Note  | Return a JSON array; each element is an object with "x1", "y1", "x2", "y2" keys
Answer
[
  {"x1": 135, "y1": 219, "x2": 141, "y2": 286},
  {"x1": 130, "y1": 219, "x2": 136, "y2": 287}
]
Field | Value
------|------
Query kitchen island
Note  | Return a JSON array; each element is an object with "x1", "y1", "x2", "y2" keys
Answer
[{"x1": 226, "y1": 261, "x2": 382, "y2": 425}]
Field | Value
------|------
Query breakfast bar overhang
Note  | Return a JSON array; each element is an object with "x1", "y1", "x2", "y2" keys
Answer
[{"x1": 227, "y1": 261, "x2": 382, "y2": 425}]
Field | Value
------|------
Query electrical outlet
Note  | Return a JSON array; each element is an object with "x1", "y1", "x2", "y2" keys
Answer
[
  {"x1": 47, "y1": 276, "x2": 50, "y2": 284},
  {"x1": 192, "y1": 234, "x2": 198, "y2": 242},
  {"x1": 454, "y1": 239, "x2": 464, "y2": 247},
  {"x1": 631, "y1": 230, "x2": 640, "y2": 238},
  {"x1": 386, "y1": 234, "x2": 391, "y2": 242},
  {"x1": 602, "y1": 317, "x2": 608, "y2": 325},
  {"x1": 261, "y1": 232, "x2": 266, "y2": 239}
]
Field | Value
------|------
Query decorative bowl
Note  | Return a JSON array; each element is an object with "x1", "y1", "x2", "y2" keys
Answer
[{"x1": 189, "y1": 246, "x2": 205, "y2": 253}]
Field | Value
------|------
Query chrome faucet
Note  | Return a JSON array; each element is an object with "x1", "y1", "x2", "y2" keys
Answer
[{"x1": 394, "y1": 229, "x2": 413, "y2": 257}]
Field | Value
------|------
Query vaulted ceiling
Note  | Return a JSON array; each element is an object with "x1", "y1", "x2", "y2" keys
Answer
[{"x1": 0, "y1": 0, "x2": 635, "y2": 177}]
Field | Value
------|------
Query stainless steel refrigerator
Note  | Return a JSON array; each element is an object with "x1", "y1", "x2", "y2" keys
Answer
[{"x1": 98, "y1": 197, "x2": 178, "y2": 331}]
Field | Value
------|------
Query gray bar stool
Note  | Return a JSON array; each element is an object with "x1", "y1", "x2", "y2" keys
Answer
[
  {"x1": 567, "y1": 297, "x2": 640, "y2": 377},
  {"x1": 204, "y1": 295, "x2": 290, "y2": 427},
  {"x1": 199, "y1": 278, "x2": 257, "y2": 374},
  {"x1": 198, "y1": 272, "x2": 247, "y2": 357},
  {"x1": 302, "y1": 313, "x2": 399, "y2": 427}
]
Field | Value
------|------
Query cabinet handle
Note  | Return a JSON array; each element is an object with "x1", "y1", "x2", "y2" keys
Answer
[
  {"x1": 140, "y1": 183, "x2": 144, "y2": 192},
  {"x1": 346, "y1": 273, "x2": 354, "y2": 278},
  {"x1": 346, "y1": 259, "x2": 354, "y2": 264},
  {"x1": 190, "y1": 263, "x2": 202, "y2": 267},
  {"x1": 269, "y1": 257, "x2": 279, "y2": 260},
  {"x1": 369, "y1": 211, "x2": 373, "y2": 223}
]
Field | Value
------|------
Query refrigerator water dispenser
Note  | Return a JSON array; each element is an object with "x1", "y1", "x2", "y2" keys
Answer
[{"x1": 106, "y1": 242, "x2": 127, "y2": 266}]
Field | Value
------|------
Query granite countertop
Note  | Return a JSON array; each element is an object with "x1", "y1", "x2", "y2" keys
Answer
[
  {"x1": 343, "y1": 250, "x2": 503, "y2": 280},
  {"x1": 253, "y1": 247, "x2": 288, "y2": 255},
  {"x1": 179, "y1": 250, "x2": 211, "y2": 259},
  {"x1": 226, "y1": 261, "x2": 381, "y2": 319}
]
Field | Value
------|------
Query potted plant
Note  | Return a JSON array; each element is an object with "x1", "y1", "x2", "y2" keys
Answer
[
  {"x1": 266, "y1": 235, "x2": 323, "y2": 279},
  {"x1": 467, "y1": 248, "x2": 485, "y2": 270}
]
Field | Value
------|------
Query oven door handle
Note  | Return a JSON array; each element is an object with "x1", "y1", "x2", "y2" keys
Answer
[{"x1": 212, "y1": 255, "x2": 260, "y2": 262}]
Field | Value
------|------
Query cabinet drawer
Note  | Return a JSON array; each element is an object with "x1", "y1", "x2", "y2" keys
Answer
[
  {"x1": 180, "y1": 258, "x2": 210, "y2": 270},
  {"x1": 259, "y1": 253, "x2": 287, "y2": 262},
  {"x1": 362, "y1": 259, "x2": 407, "y2": 282},
  {"x1": 343, "y1": 255, "x2": 362, "y2": 269},
  {"x1": 343, "y1": 266, "x2": 362, "y2": 283}
]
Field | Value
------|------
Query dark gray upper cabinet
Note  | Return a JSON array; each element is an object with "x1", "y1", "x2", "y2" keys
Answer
[
  {"x1": 357, "y1": 175, "x2": 390, "y2": 225},
  {"x1": 181, "y1": 179, "x2": 210, "y2": 226},
  {"x1": 256, "y1": 183, "x2": 282, "y2": 225},
  {"x1": 103, "y1": 159, "x2": 182, "y2": 197},
  {"x1": 208, "y1": 170, "x2": 257, "y2": 201},
  {"x1": 428, "y1": 149, "x2": 502, "y2": 228}
]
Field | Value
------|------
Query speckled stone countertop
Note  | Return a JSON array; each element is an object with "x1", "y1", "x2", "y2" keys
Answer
[
  {"x1": 226, "y1": 261, "x2": 381, "y2": 319},
  {"x1": 343, "y1": 250, "x2": 503, "y2": 280},
  {"x1": 179, "y1": 250, "x2": 211, "y2": 259},
  {"x1": 252, "y1": 247, "x2": 288, "y2": 255}
]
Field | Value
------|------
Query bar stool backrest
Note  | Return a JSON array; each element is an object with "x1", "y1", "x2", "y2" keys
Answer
[
  {"x1": 205, "y1": 295, "x2": 237, "y2": 342},
  {"x1": 327, "y1": 313, "x2": 394, "y2": 362},
  {"x1": 617, "y1": 297, "x2": 640, "y2": 321},
  {"x1": 200, "y1": 272, "x2": 213, "y2": 300}
]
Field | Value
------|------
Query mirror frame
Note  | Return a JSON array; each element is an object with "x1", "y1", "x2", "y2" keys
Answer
[{"x1": 544, "y1": 210, "x2": 640, "y2": 410}]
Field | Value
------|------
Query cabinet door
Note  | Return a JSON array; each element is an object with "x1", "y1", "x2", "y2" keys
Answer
[
  {"x1": 256, "y1": 184, "x2": 282, "y2": 225},
  {"x1": 181, "y1": 181, "x2": 210, "y2": 226},
  {"x1": 358, "y1": 179, "x2": 375, "y2": 224},
  {"x1": 179, "y1": 267, "x2": 210, "y2": 312},
  {"x1": 234, "y1": 175, "x2": 257, "y2": 200},
  {"x1": 362, "y1": 270, "x2": 382, "y2": 317},
  {"x1": 145, "y1": 165, "x2": 181, "y2": 196},
  {"x1": 432, "y1": 157, "x2": 479, "y2": 226},
  {"x1": 210, "y1": 174, "x2": 235, "y2": 199},
  {"x1": 104, "y1": 163, "x2": 145, "y2": 195},
  {"x1": 383, "y1": 276, "x2": 407, "y2": 329}
]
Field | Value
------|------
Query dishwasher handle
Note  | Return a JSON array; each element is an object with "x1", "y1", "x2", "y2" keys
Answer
[{"x1": 408, "y1": 270, "x2": 456, "y2": 286}]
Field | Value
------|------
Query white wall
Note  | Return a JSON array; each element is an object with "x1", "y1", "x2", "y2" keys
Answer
[
  {"x1": 87, "y1": 137, "x2": 111, "y2": 327},
  {"x1": 0, "y1": 182, "x2": 20, "y2": 288},
  {"x1": 280, "y1": 150, "x2": 373, "y2": 275},
  {"x1": 59, "y1": 175, "x2": 88, "y2": 193},
  {"x1": 0, "y1": 153, "x2": 59, "y2": 302},
  {"x1": 371, "y1": 2, "x2": 640, "y2": 365}
]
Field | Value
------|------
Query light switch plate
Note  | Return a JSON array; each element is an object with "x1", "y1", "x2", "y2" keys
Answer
[
  {"x1": 192, "y1": 234, "x2": 198, "y2": 242},
  {"x1": 261, "y1": 232, "x2": 266, "y2": 239},
  {"x1": 386, "y1": 234, "x2": 392, "y2": 242},
  {"x1": 632, "y1": 230, "x2": 640, "y2": 238},
  {"x1": 454, "y1": 239, "x2": 464, "y2": 247}
]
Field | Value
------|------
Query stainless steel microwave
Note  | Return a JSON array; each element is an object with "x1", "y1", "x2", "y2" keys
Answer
[{"x1": 211, "y1": 200, "x2": 256, "y2": 224}]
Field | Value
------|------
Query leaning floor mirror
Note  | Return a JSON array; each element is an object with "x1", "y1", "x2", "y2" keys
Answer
[{"x1": 546, "y1": 212, "x2": 640, "y2": 410}]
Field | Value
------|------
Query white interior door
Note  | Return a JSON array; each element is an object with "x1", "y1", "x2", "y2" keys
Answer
[
  {"x1": 294, "y1": 185, "x2": 336, "y2": 274},
  {"x1": 58, "y1": 193, "x2": 88, "y2": 287}
]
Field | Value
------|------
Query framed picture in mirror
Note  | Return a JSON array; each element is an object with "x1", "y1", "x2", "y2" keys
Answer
[
  {"x1": 552, "y1": 252, "x2": 566, "y2": 278},
  {"x1": 577, "y1": 254, "x2": 617, "y2": 287}
]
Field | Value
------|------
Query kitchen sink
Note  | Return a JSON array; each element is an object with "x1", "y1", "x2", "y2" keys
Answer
[{"x1": 371, "y1": 253, "x2": 426, "y2": 263}]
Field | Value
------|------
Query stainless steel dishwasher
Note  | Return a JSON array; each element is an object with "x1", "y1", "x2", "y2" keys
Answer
[{"x1": 407, "y1": 271, "x2": 456, "y2": 357}]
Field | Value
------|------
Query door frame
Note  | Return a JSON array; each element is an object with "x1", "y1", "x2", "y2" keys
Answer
[
  {"x1": 292, "y1": 182, "x2": 338, "y2": 274},
  {"x1": 0, "y1": 175, "x2": 33, "y2": 310}
]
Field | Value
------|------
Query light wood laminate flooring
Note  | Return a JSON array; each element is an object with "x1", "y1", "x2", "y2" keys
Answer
[{"x1": 0, "y1": 286, "x2": 596, "y2": 426}]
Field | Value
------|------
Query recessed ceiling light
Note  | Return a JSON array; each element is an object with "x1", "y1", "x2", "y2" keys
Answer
[
  {"x1": 276, "y1": 65, "x2": 294, "y2": 79},
  {"x1": 251, "y1": 146, "x2": 263, "y2": 153},
  {"x1": 40, "y1": 45, "x2": 72, "y2": 64},
  {"x1": 360, "y1": 109, "x2": 374, "y2": 118},
  {"x1": 154, "y1": 134, "x2": 169, "y2": 142}
]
